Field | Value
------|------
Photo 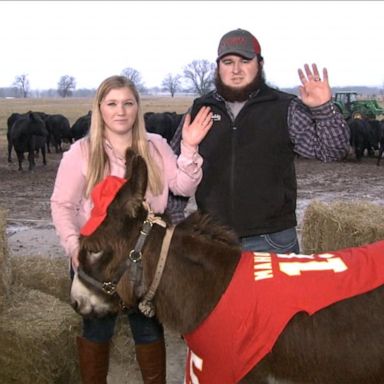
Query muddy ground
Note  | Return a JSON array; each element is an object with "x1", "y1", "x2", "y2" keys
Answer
[
  {"x1": 3, "y1": 148, "x2": 384, "y2": 249},
  {"x1": 1, "y1": 146, "x2": 384, "y2": 382}
]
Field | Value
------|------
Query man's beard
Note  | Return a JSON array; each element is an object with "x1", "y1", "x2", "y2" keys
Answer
[{"x1": 215, "y1": 69, "x2": 265, "y2": 102}]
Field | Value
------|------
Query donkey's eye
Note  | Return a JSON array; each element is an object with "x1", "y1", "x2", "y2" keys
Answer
[{"x1": 87, "y1": 250, "x2": 104, "y2": 264}]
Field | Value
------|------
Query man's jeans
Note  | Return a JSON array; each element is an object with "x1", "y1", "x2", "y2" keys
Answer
[{"x1": 240, "y1": 227, "x2": 300, "y2": 254}]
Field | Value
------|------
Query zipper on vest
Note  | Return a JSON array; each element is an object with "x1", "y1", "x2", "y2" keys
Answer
[{"x1": 230, "y1": 125, "x2": 237, "y2": 220}]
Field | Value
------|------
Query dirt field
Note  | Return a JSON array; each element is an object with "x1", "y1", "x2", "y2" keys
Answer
[
  {"x1": 2, "y1": 124, "x2": 384, "y2": 382},
  {"x1": 3, "y1": 148, "x2": 384, "y2": 249}
]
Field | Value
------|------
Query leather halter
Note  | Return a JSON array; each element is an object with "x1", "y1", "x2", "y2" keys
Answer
[
  {"x1": 77, "y1": 202, "x2": 174, "y2": 317},
  {"x1": 138, "y1": 225, "x2": 175, "y2": 317}
]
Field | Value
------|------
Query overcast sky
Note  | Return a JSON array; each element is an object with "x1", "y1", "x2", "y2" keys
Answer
[{"x1": 1, "y1": 0, "x2": 383, "y2": 90}]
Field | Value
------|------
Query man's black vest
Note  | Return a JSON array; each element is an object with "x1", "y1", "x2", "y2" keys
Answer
[{"x1": 191, "y1": 86, "x2": 297, "y2": 237}]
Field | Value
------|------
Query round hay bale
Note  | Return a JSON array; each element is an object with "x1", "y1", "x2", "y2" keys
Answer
[
  {"x1": 301, "y1": 200, "x2": 384, "y2": 254},
  {"x1": 10, "y1": 255, "x2": 71, "y2": 303},
  {"x1": 0, "y1": 208, "x2": 11, "y2": 310},
  {"x1": 0, "y1": 285, "x2": 81, "y2": 384}
]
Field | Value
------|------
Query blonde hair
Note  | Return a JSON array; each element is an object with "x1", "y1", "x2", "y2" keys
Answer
[{"x1": 85, "y1": 75, "x2": 163, "y2": 197}]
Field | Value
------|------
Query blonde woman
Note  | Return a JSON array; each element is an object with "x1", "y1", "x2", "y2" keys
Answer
[{"x1": 51, "y1": 75, "x2": 212, "y2": 384}]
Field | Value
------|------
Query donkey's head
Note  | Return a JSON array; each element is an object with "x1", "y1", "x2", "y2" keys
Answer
[{"x1": 70, "y1": 149, "x2": 152, "y2": 318}]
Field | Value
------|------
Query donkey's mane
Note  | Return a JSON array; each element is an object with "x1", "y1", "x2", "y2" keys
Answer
[{"x1": 177, "y1": 210, "x2": 240, "y2": 248}]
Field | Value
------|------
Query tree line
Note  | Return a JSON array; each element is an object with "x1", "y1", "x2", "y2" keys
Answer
[
  {"x1": 3, "y1": 62, "x2": 384, "y2": 99},
  {"x1": 3, "y1": 59, "x2": 216, "y2": 99}
]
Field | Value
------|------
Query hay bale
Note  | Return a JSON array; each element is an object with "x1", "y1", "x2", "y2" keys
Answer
[
  {"x1": 10, "y1": 255, "x2": 71, "y2": 303},
  {"x1": 0, "y1": 285, "x2": 81, "y2": 384},
  {"x1": 301, "y1": 200, "x2": 384, "y2": 254},
  {"x1": 0, "y1": 208, "x2": 11, "y2": 310},
  {"x1": 9, "y1": 256, "x2": 140, "y2": 380}
]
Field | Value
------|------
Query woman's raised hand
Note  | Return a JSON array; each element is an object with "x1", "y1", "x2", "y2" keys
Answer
[{"x1": 182, "y1": 106, "x2": 213, "y2": 147}]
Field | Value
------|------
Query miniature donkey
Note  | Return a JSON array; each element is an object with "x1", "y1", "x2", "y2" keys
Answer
[{"x1": 71, "y1": 149, "x2": 384, "y2": 384}]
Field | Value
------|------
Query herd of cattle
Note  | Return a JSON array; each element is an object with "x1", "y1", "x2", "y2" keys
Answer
[
  {"x1": 5, "y1": 110, "x2": 183, "y2": 170},
  {"x1": 5, "y1": 108, "x2": 384, "y2": 171}
]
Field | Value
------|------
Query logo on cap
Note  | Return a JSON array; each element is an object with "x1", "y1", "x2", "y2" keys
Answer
[{"x1": 217, "y1": 28, "x2": 261, "y2": 61}]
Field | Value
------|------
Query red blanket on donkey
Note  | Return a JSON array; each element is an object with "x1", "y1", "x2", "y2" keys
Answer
[{"x1": 183, "y1": 240, "x2": 384, "y2": 384}]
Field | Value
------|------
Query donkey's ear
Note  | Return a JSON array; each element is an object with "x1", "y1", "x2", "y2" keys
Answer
[
  {"x1": 124, "y1": 149, "x2": 138, "y2": 180},
  {"x1": 114, "y1": 148, "x2": 148, "y2": 217},
  {"x1": 124, "y1": 149, "x2": 148, "y2": 198}
]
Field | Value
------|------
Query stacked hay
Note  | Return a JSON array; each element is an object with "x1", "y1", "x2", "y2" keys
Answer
[
  {"x1": 10, "y1": 255, "x2": 71, "y2": 303},
  {"x1": 301, "y1": 200, "x2": 384, "y2": 254},
  {"x1": 0, "y1": 210, "x2": 82, "y2": 383},
  {"x1": 1, "y1": 211, "x2": 142, "y2": 382},
  {"x1": 0, "y1": 285, "x2": 81, "y2": 384},
  {"x1": 0, "y1": 208, "x2": 11, "y2": 311}
]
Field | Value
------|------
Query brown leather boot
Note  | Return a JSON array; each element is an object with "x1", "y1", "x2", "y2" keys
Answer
[
  {"x1": 135, "y1": 338, "x2": 166, "y2": 384},
  {"x1": 77, "y1": 336, "x2": 110, "y2": 384}
]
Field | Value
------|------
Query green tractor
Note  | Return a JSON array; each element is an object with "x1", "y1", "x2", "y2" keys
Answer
[{"x1": 333, "y1": 91, "x2": 384, "y2": 121}]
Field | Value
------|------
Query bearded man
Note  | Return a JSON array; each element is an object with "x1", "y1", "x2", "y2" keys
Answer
[{"x1": 167, "y1": 28, "x2": 350, "y2": 254}]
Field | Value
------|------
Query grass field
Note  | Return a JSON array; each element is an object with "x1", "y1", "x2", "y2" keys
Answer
[
  {"x1": 0, "y1": 96, "x2": 194, "y2": 147},
  {"x1": 1, "y1": 96, "x2": 383, "y2": 148}
]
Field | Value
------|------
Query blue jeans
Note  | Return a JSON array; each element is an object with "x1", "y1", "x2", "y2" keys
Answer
[
  {"x1": 240, "y1": 227, "x2": 300, "y2": 254},
  {"x1": 83, "y1": 310, "x2": 164, "y2": 344}
]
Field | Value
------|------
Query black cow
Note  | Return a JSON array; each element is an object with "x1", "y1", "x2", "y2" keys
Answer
[
  {"x1": 45, "y1": 114, "x2": 72, "y2": 153},
  {"x1": 375, "y1": 120, "x2": 384, "y2": 166},
  {"x1": 144, "y1": 111, "x2": 183, "y2": 143},
  {"x1": 7, "y1": 111, "x2": 48, "y2": 171},
  {"x1": 348, "y1": 118, "x2": 376, "y2": 161},
  {"x1": 7, "y1": 113, "x2": 23, "y2": 162},
  {"x1": 71, "y1": 111, "x2": 91, "y2": 141}
]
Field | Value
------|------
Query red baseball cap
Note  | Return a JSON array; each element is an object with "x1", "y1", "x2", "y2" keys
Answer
[{"x1": 80, "y1": 175, "x2": 127, "y2": 236}]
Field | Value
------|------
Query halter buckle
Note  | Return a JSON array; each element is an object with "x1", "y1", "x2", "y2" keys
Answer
[
  {"x1": 129, "y1": 249, "x2": 142, "y2": 263},
  {"x1": 102, "y1": 281, "x2": 117, "y2": 295},
  {"x1": 141, "y1": 219, "x2": 153, "y2": 234}
]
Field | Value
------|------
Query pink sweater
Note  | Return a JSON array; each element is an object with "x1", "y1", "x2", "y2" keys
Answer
[{"x1": 50, "y1": 133, "x2": 202, "y2": 259}]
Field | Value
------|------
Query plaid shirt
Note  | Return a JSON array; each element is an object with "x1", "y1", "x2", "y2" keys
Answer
[{"x1": 166, "y1": 94, "x2": 349, "y2": 224}]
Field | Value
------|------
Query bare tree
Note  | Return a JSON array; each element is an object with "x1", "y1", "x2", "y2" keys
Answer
[
  {"x1": 13, "y1": 73, "x2": 30, "y2": 98},
  {"x1": 57, "y1": 75, "x2": 76, "y2": 98},
  {"x1": 183, "y1": 60, "x2": 215, "y2": 96},
  {"x1": 162, "y1": 73, "x2": 181, "y2": 97},
  {"x1": 121, "y1": 67, "x2": 145, "y2": 92}
]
